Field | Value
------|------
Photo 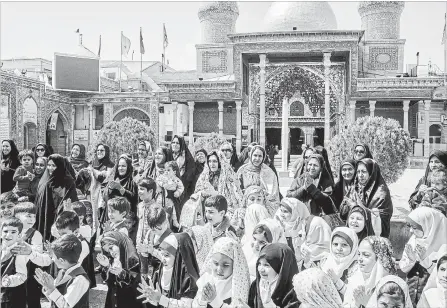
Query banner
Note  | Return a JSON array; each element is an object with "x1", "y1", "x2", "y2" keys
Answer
[{"x1": 49, "y1": 112, "x2": 59, "y2": 130}]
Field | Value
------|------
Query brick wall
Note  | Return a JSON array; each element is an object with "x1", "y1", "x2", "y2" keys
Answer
[
  {"x1": 193, "y1": 103, "x2": 219, "y2": 133},
  {"x1": 223, "y1": 102, "x2": 236, "y2": 135}
]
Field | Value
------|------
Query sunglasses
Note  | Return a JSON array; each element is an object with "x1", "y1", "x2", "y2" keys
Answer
[
  {"x1": 36, "y1": 148, "x2": 45, "y2": 152},
  {"x1": 97, "y1": 149, "x2": 105, "y2": 152},
  {"x1": 222, "y1": 148, "x2": 232, "y2": 152},
  {"x1": 171, "y1": 141, "x2": 180, "y2": 145},
  {"x1": 354, "y1": 150, "x2": 365, "y2": 154}
]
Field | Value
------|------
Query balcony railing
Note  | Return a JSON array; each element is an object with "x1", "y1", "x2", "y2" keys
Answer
[{"x1": 357, "y1": 77, "x2": 444, "y2": 91}]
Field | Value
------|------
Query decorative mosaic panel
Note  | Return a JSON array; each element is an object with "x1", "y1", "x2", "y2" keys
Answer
[
  {"x1": 369, "y1": 46, "x2": 399, "y2": 70},
  {"x1": 202, "y1": 50, "x2": 228, "y2": 73}
]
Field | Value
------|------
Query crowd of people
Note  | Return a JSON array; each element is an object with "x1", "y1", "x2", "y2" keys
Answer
[{"x1": 1, "y1": 136, "x2": 446, "y2": 308}]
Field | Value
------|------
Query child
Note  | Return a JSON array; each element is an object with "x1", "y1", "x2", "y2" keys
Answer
[
  {"x1": 193, "y1": 237, "x2": 250, "y2": 307},
  {"x1": 0, "y1": 192, "x2": 18, "y2": 224},
  {"x1": 137, "y1": 233, "x2": 200, "y2": 307},
  {"x1": 204, "y1": 194, "x2": 237, "y2": 242},
  {"x1": 157, "y1": 161, "x2": 184, "y2": 199},
  {"x1": 13, "y1": 202, "x2": 44, "y2": 308},
  {"x1": 247, "y1": 243, "x2": 300, "y2": 308},
  {"x1": 185, "y1": 225, "x2": 214, "y2": 272},
  {"x1": 104, "y1": 196, "x2": 130, "y2": 236},
  {"x1": 418, "y1": 247, "x2": 447, "y2": 308},
  {"x1": 71, "y1": 201, "x2": 92, "y2": 242},
  {"x1": 156, "y1": 188, "x2": 180, "y2": 231},
  {"x1": 0, "y1": 218, "x2": 27, "y2": 308},
  {"x1": 34, "y1": 234, "x2": 90, "y2": 308},
  {"x1": 12, "y1": 149, "x2": 34, "y2": 198},
  {"x1": 419, "y1": 168, "x2": 447, "y2": 215},
  {"x1": 240, "y1": 203, "x2": 270, "y2": 249},
  {"x1": 366, "y1": 276, "x2": 412, "y2": 308},
  {"x1": 96, "y1": 231, "x2": 145, "y2": 308}
]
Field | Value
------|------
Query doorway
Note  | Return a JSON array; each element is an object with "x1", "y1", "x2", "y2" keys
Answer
[
  {"x1": 23, "y1": 122, "x2": 37, "y2": 149},
  {"x1": 290, "y1": 128, "x2": 304, "y2": 155},
  {"x1": 46, "y1": 112, "x2": 67, "y2": 155},
  {"x1": 266, "y1": 128, "x2": 281, "y2": 149},
  {"x1": 313, "y1": 128, "x2": 324, "y2": 147}
]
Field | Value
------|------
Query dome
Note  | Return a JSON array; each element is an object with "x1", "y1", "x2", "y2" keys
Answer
[{"x1": 263, "y1": 2, "x2": 337, "y2": 32}]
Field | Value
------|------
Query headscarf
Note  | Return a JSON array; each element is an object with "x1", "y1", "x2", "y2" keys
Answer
[
  {"x1": 254, "y1": 243, "x2": 299, "y2": 308},
  {"x1": 149, "y1": 146, "x2": 170, "y2": 179},
  {"x1": 188, "y1": 226, "x2": 213, "y2": 271},
  {"x1": 100, "y1": 231, "x2": 139, "y2": 271},
  {"x1": 333, "y1": 159, "x2": 357, "y2": 205},
  {"x1": 200, "y1": 237, "x2": 250, "y2": 302},
  {"x1": 305, "y1": 153, "x2": 334, "y2": 189},
  {"x1": 314, "y1": 145, "x2": 334, "y2": 182},
  {"x1": 170, "y1": 135, "x2": 195, "y2": 184},
  {"x1": 297, "y1": 216, "x2": 331, "y2": 262},
  {"x1": 421, "y1": 245, "x2": 447, "y2": 308},
  {"x1": 424, "y1": 244, "x2": 447, "y2": 291},
  {"x1": 346, "y1": 205, "x2": 374, "y2": 243},
  {"x1": 1, "y1": 139, "x2": 19, "y2": 167},
  {"x1": 293, "y1": 268, "x2": 342, "y2": 308},
  {"x1": 353, "y1": 143, "x2": 373, "y2": 161},
  {"x1": 179, "y1": 197, "x2": 204, "y2": 228},
  {"x1": 91, "y1": 144, "x2": 114, "y2": 170},
  {"x1": 114, "y1": 155, "x2": 134, "y2": 188},
  {"x1": 321, "y1": 227, "x2": 359, "y2": 280},
  {"x1": 241, "y1": 203, "x2": 271, "y2": 247},
  {"x1": 194, "y1": 148, "x2": 208, "y2": 174},
  {"x1": 254, "y1": 218, "x2": 287, "y2": 245},
  {"x1": 294, "y1": 147, "x2": 316, "y2": 179},
  {"x1": 366, "y1": 275, "x2": 413, "y2": 308},
  {"x1": 33, "y1": 143, "x2": 51, "y2": 161},
  {"x1": 247, "y1": 145, "x2": 267, "y2": 172},
  {"x1": 220, "y1": 142, "x2": 240, "y2": 171},
  {"x1": 406, "y1": 207, "x2": 447, "y2": 264},
  {"x1": 156, "y1": 233, "x2": 200, "y2": 299},
  {"x1": 275, "y1": 198, "x2": 310, "y2": 238},
  {"x1": 242, "y1": 186, "x2": 266, "y2": 208},
  {"x1": 68, "y1": 144, "x2": 89, "y2": 172},
  {"x1": 423, "y1": 150, "x2": 447, "y2": 184}
]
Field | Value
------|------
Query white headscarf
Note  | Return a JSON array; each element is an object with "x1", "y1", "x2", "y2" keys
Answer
[
  {"x1": 420, "y1": 244, "x2": 447, "y2": 308},
  {"x1": 293, "y1": 267, "x2": 342, "y2": 308},
  {"x1": 321, "y1": 227, "x2": 359, "y2": 280},
  {"x1": 366, "y1": 275, "x2": 413, "y2": 308},
  {"x1": 299, "y1": 216, "x2": 331, "y2": 262},
  {"x1": 241, "y1": 203, "x2": 271, "y2": 246},
  {"x1": 275, "y1": 198, "x2": 310, "y2": 237}
]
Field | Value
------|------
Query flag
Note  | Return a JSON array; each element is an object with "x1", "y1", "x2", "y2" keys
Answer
[
  {"x1": 98, "y1": 35, "x2": 102, "y2": 57},
  {"x1": 75, "y1": 29, "x2": 79, "y2": 33},
  {"x1": 443, "y1": 13, "x2": 446, "y2": 44},
  {"x1": 163, "y1": 23, "x2": 168, "y2": 48},
  {"x1": 121, "y1": 32, "x2": 131, "y2": 56},
  {"x1": 140, "y1": 27, "x2": 145, "y2": 54}
]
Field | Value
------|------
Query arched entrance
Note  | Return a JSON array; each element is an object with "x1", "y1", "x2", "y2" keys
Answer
[
  {"x1": 22, "y1": 97, "x2": 38, "y2": 149},
  {"x1": 46, "y1": 111, "x2": 67, "y2": 155},
  {"x1": 24, "y1": 122, "x2": 37, "y2": 149},
  {"x1": 429, "y1": 124, "x2": 442, "y2": 144},
  {"x1": 290, "y1": 128, "x2": 304, "y2": 155},
  {"x1": 113, "y1": 108, "x2": 150, "y2": 126}
]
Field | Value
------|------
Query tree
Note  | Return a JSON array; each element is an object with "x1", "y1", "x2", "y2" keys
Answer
[
  {"x1": 190, "y1": 132, "x2": 228, "y2": 155},
  {"x1": 88, "y1": 117, "x2": 156, "y2": 162},
  {"x1": 327, "y1": 116, "x2": 412, "y2": 184}
]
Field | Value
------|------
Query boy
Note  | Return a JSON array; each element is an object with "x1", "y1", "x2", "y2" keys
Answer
[
  {"x1": 0, "y1": 218, "x2": 28, "y2": 308},
  {"x1": 34, "y1": 234, "x2": 90, "y2": 308},
  {"x1": 0, "y1": 192, "x2": 18, "y2": 224},
  {"x1": 104, "y1": 196, "x2": 129, "y2": 236},
  {"x1": 419, "y1": 168, "x2": 447, "y2": 215},
  {"x1": 12, "y1": 202, "x2": 44, "y2": 308},
  {"x1": 136, "y1": 178, "x2": 157, "y2": 245},
  {"x1": 204, "y1": 194, "x2": 237, "y2": 242},
  {"x1": 12, "y1": 149, "x2": 34, "y2": 198},
  {"x1": 71, "y1": 201, "x2": 92, "y2": 242}
]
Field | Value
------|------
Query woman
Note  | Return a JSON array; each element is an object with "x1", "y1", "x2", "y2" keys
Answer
[
  {"x1": 89, "y1": 144, "x2": 115, "y2": 231},
  {"x1": 191, "y1": 149, "x2": 207, "y2": 194},
  {"x1": 292, "y1": 147, "x2": 316, "y2": 179},
  {"x1": 132, "y1": 140, "x2": 153, "y2": 183},
  {"x1": 33, "y1": 143, "x2": 51, "y2": 161},
  {"x1": 399, "y1": 207, "x2": 447, "y2": 306},
  {"x1": 352, "y1": 158, "x2": 393, "y2": 237},
  {"x1": 333, "y1": 159, "x2": 357, "y2": 214},
  {"x1": 237, "y1": 145, "x2": 280, "y2": 207},
  {"x1": 97, "y1": 231, "x2": 144, "y2": 308},
  {"x1": 194, "y1": 151, "x2": 243, "y2": 217},
  {"x1": 28, "y1": 156, "x2": 48, "y2": 202},
  {"x1": 247, "y1": 243, "x2": 300, "y2": 308},
  {"x1": 353, "y1": 143, "x2": 373, "y2": 162},
  {"x1": 220, "y1": 142, "x2": 241, "y2": 172},
  {"x1": 1, "y1": 139, "x2": 20, "y2": 193},
  {"x1": 293, "y1": 267, "x2": 342, "y2": 308},
  {"x1": 367, "y1": 275, "x2": 413, "y2": 308},
  {"x1": 315, "y1": 145, "x2": 334, "y2": 182},
  {"x1": 35, "y1": 154, "x2": 78, "y2": 241},
  {"x1": 409, "y1": 150, "x2": 447, "y2": 210},
  {"x1": 170, "y1": 135, "x2": 196, "y2": 204},
  {"x1": 346, "y1": 205, "x2": 375, "y2": 243},
  {"x1": 67, "y1": 144, "x2": 88, "y2": 174},
  {"x1": 342, "y1": 236, "x2": 397, "y2": 308},
  {"x1": 149, "y1": 146, "x2": 171, "y2": 180},
  {"x1": 287, "y1": 154, "x2": 335, "y2": 216},
  {"x1": 418, "y1": 245, "x2": 447, "y2": 308},
  {"x1": 186, "y1": 225, "x2": 214, "y2": 272},
  {"x1": 179, "y1": 196, "x2": 205, "y2": 229},
  {"x1": 241, "y1": 203, "x2": 271, "y2": 248}
]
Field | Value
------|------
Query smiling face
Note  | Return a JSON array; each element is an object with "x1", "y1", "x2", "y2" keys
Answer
[
  {"x1": 307, "y1": 157, "x2": 321, "y2": 179},
  {"x1": 117, "y1": 158, "x2": 128, "y2": 177},
  {"x1": 247, "y1": 192, "x2": 264, "y2": 207},
  {"x1": 303, "y1": 149, "x2": 314, "y2": 164},
  {"x1": 341, "y1": 164, "x2": 355, "y2": 182},
  {"x1": 34, "y1": 157, "x2": 46, "y2": 175},
  {"x1": 348, "y1": 211, "x2": 366, "y2": 233},
  {"x1": 171, "y1": 138, "x2": 181, "y2": 153},
  {"x1": 35, "y1": 146, "x2": 46, "y2": 157},
  {"x1": 211, "y1": 252, "x2": 233, "y2": 280},
  {"x1": 257, "y1": 257, "x2": 278, "y2": 281},
  {"x1": 357, "y1": 163, "x2": 370, "y2": 186},
  {"x1": 354, "y1": 145, "x2": 367, "y2": 161},
  {"x1": 252, "y1": 232, "x2": 269, "y2": 252},
  {"x1": 205, "y1": 207, "x2": 224, "y2": 226},
  {"x1": 71, "y1": 145, "x2": 81, "y2": 159},
  {"x1": 2, "y1": 141, "x2": 11, "y2": 156},
  {"x1": 438, "y1": 259, "x2": 447, "y2": 289},
  {"x1": 0, "y1": 202, "x2": 15, "y2": 219},
  {"x1": 208, "y1": 155, "x2": 219, "y2": 172},
  {"x1": 195, "y1": 151, "x2": 206, "y2": 164},
  {"x1": 332, "y1": 235, "x2": 352, "y2": 259},
  {"x1": 108, "y1": 207, "x2": 127, "y2": 224},
  {"x1": 278, "y1": 205, "x2": 292, "y2": 222},
  {"x1": 358, "y1": 240, "x2": 377, "y2": 274},
  {"x1": 1, "y1": 226, "x2": 20, "y2": 246},
  {"x1": 429, "y1": 156, "x2": 444, "y2": 171},
  {"x1": 96, "y1": 145, "x2": 106, "y2": 159},
  {"x1": 154, "y1": 148, "x2": 165, "y2": 165},
  {"x1": 138, "y1": 144, "x2": 148, "y2": 159},
  {"x1": 46, "y1": 160, "x2": 57, "y2": 176},
  {"x1": 251, "y1": 149, "x2": 264, "y2": 167}
]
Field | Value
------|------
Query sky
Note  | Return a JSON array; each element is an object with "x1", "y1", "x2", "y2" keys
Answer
[{"x1": 1, "y1": 1, "x2": 446, "y2": 72}]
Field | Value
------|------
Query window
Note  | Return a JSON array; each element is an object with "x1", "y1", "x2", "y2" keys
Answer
[
  {"x1": 429, "y1": 124, "x2": 442, "y2": 144},
  {"x1": 243, "y1": 63, "x2": 249, "y2": 95},
  {"x1": 106, "y1": 72, "x2": 116, "y2": 80},
  {"x1": 95, "y1": 106, "x2": 104, "y2": 129}
]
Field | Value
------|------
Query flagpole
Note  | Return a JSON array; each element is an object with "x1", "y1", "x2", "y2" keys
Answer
[
  {"x1": 140, "y1": 27, "x2": 143, "y2": 91},
  {"x1": 162, "y1": 24, "x2": 165, "y2": 72},
  {"x1": 120, "y1": 31, "x2": 122, "y2": 92}
]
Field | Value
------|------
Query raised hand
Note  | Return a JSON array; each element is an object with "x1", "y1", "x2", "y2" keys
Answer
[
  {"x1": 201, "y1": 282, "x2": 217, "y2": 303},
  {"x1": 96, "y1": 253, "x2": 110, "y2": 267}
]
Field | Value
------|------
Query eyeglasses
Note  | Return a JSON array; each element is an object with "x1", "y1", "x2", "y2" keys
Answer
[
  {"x1": 354, "y1": 150, "x2": 365, "y2": 154},
  {"x1": 171, "y1": 141, "x2": 180, "y2": 145},
  {"x1": 222, "y1": 149, "x2": 232, "y2": 152},
  {"x1": 36, "y1": 148, "x2": 45, "y2": 152}
]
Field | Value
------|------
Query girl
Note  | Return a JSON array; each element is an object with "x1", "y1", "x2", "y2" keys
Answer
[
  {"x1": 243, "y1": 219, "x2": 287, "y2": 282},
  {"x1": 297, "y1": 215, "x2": 331, "y2": 270},
  {"x1": 191, "y1": 149, "x2": 207, "y2": 194},
  {"x1": 247, "y1": 243, "x2": 300, "y2": 308},
  {"x1": 342, "y1": 236, "x2": 397, "y2": 308},
  {"x1": 409, "y1": 150, "x2": 447, "y2": 210},
  {"x1": 158, "y1": 161, "x2": 184, "y2": 218},
  {"x1": 137, "y1": 233, "x2": 200, "y2": 307},
  {"x1": 293, "y1": 267, "x2": 343, "y2": 308},
  {"x1": 186, "y1": 225, "x2": 214, "y2": 272},
  {"x1": 275, "y1": 198, "x2": 310, "y2": 259},
  {"x1": 399, "y1": 207, "x2": 447, "y2": 305},
  {"x1": 346, "y1": 205, "x2": 377, "y2": 242},
  {"x1": 333, "y1": 159, "x2": 357, "y2": 215},
  {"x1": 417, "y1": 246, "x2": 447, "y2": 308},
  {"x1": 193, "y1": 237, "x2": 250, "y2": 307},
  {"x1": 96, "y1": 231, "x2": 145, "y2": 308},
  {"x1": 1, "y1": 139, "x2": 20, "y2": 193},
  {"x1": 240, "y1": 203, "x2": 271, "y2": 249},
  {"x1": 321, "y1": 227, "x2": 359, "y2": 292},
  {"x1": 367, "y1": 275, "x2": 412, "y2": 308}
]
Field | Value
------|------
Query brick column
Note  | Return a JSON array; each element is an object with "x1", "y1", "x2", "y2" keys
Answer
[
  {"x1": 236, "y1": 100, "x2": 242, "y2": 153},
  {"x1": 71, "y1": 105, "x2": 75, "y2": 145},
  {"x1": 281, "y1": 97, "x2": 289, "y2": 172},
  {"x1": 188, "y1": 101, "x2": 195, "y2": 146},
  {"x1": 323, "y1": 52, "x2": 331, "y2": 146},
  {"x1": 424, "y1": 100, "x2": 431, "y2": 157},
  {"x1": 218, "y1": 100, "x2": 224, "y2": 136},
  {"x1": 369, "y1": 100, "x2": 376, "y2": 117},
  {"x1": 403, "y1": 100, "x2": 410, "y2": 133},
  {"x1": 259, "y1": 54, "x2": 267, "y2": 147}
]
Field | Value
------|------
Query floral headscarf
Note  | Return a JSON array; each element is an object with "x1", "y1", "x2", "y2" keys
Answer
[
  {"x1": 188, "y1": 225, "x2": 213, "y2": 271},
  {"x1": 293, "y1": 268, "x2": 342, "y2": 308},
  {"x1": 275, "y1": 197, "x2": 310, "y2": 237},
  {"x1": 366, "y1": 275, "x2": 413, "y2": 308}
]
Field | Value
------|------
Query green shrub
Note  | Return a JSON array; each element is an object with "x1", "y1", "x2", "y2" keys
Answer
[
  {"x1": 327, "y1": 116, "x2": 412, "y2": 184},
  {"x1": 190, "y1": 132, "x2": 229, "y2": 155}
]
